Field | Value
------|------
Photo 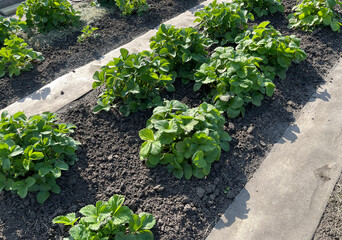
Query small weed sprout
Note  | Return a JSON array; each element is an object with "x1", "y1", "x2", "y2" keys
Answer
[{"x1": 77, "y1": 26, "x2": 99, "y2": 42}]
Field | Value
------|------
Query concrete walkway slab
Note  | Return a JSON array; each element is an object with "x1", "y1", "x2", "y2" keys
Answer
[
  {"x1": 0, "y1": 0, "x2": 225, "y2": 116},
  {"x1": 0, "y1": 0, "x2": 22, "y2": 9},
  {"x1": 0, "y1": 3, "x2": 20, "y2": 16},
  {"x1": 207, "y1": 60, "x2": 342, "y2": 240}
]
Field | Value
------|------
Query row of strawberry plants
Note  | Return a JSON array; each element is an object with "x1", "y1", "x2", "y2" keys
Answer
[
  {"x1": 0, "y1": 0, "x2": 149, "y2": 78},
  {"x1": 86, "y1": 2, "x2": 306, "y2": 187},
  {"x1": 0, "y1": 111, "x2": 157, "y2": 238},
  {"x1": 93, "y1": 7, "x2": 307, "y2": 118},
  {"x1": 288, "y1": 0, "x2": 342, "y2": 32},
  {"x1": 0, "y1": 16, "x2": 44, "y2": 77},
  {"x1": 90, "y1": 0, "x2": 306, "y2": 177},
  {"x1": 0, "y1": 0, "x2": 79, "y2": 77},
  {"x1": 96, "y1": 0, "x2": 148, "y2": 16},
  {"x1": 50, "y1": 4, "x2": 307, "y2": 232},
  {"x1": 232, "y1": 0, "x2": 342, "y2": 32}
]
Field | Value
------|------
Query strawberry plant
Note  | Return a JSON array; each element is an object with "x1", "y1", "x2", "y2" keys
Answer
[
  {"x1": 92, "y1": 48, "x2": 176, "y2": 116},
  {"x1": 194, "y1": 47, "x2": 275, "y2": 118},
  {"x1": 0, "y1": 111, "x2": 80, "y2": 203},
  {"x1": 150, "y1": 24, "x2": 213, "y2": 84},
  {"x1": 0, "y1": 16, "x2": 26, "y2": 46},
  {"x1": 0, "y1": 35, "x2": 44, "y2": 78},
  {"x1": 53, "y1": 194, "x2": 156, "y2": 239},
  {"x1": 288, "y1": 0, "x2": 342, "y2": 32},
  {"x1": 139, "y1": 100, "x2": 231, "y2": 179},
  {"x1": 115, "y1": 0, "x2": 148, "y2": 15},
  {"x1": 233, "y1": 0, "x2": 284, "y2": 17},
  {"x1": 194, "y1": 0, "x2": 254, "y2": 45},
  {"x1": 16, "y1": 0, "x2": 80, "y2": 33},
  {"x1": 77, "y1": 26, "x2": 99, "y2": 42},
  {"x1": 235, "y1": 21, "x2": 307, "y2": 80}
]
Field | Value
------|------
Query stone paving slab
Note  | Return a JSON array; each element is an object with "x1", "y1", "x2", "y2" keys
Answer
[
  {"x1": 0, "y1": 3, "x2": 19, "y2": 16},
  {"x1": 0, "y1": 0, "x2": 22, "y2": 9},
  {"x1": 0, "y1": 0, "x2": 223, "y2": 116},
  {"x1": 207, "y1": 60, "x2": 342, "y2": 240}
]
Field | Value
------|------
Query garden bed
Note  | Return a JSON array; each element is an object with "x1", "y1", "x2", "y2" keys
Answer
[
  {"x1": 0, "y1": 0, "x2": 342, "y2": 239},
  {"x1": 0, "y1": 0, "x2": 204, "y2": 109}
]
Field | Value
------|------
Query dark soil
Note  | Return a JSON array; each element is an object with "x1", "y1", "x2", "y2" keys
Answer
[
  {"x1": 0, "y1": 0, "x2": 204, "y2": 110},
  {"x1": 0, "y1": 0, "x2": 342, "y2": 240},
  {"x1": 313, "y1": 174, "x2": 342, "y2": 240}
]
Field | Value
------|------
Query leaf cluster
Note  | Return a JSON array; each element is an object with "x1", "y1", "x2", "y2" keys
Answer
[
  {"x1": 194, "y1": 47, "x2": 275, "y2": 118},
  {"x1": 150, "y1": 24, "x2": 213, "y2": 84},
  {"x1": 233, "y1": 0, "x2": 284, "y2": 18},
  {"x1": 16, "y1": 0, "x2": 81, "y2": 33},
  {"x1": 0, "y1": 111, "x2": 80, "y2": 203},
  {"x1": 114, "y1": 0, "x2": 148, "y2": 16},
  {"x1": 288, "y1": 0, "x2": 342, "y2": 32},
  {"x1": 53, "y1": 194, "x2": 156, "y2": 240},
  {"x1": 77, "y1": 26, "x2": 99, "y2": 42},
  {"x1": 235, "y1": 21, "x2": 307, "y2": 80},
  {"x1": 0, "y1": 16, "x2": 26, "y2": 46},
  {"x1": 92, "y1": 48, "x2": 176, "y2": 116},
  {"x1": 194, "y1": 0, "x2": 254, "y2": 45},
  {"x1": 139, "y1": 100, "x2": 231, "y2": 179},
  {"x1": 0, "y1": 35, "x2": 44, "y2": 78}
]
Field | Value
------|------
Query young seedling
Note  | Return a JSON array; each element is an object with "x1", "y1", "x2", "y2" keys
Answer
[
  {"x1": 53, "y1": 194, "x2": 156, "y2": 239},
  {"x1": 0, "y1": 111, "x2": 80, "y2": 203},
  {"x1": 17, "y1": 0, "x2": 80, "y2": 33},
  {"x1": 194, "y1": 47, "x2": 275, "y2": 118},
  {"x1": 233, "y1": 0, "x2": 284, "y2": 18},
  {"x1": 139, "y1": 100, "x2": 231, "y2": 179},
  {"x1": 115, "y1": 0, "x2": 148, "y2": 16},
  {"x1": 194, "y1": 0, "x2": 254, "y2": 45},
  {"x1": 224, "y1": 187, "x2": 231, "y2": 194},
  {"x1": 150, "y1": 24, "x2": 213, "y2": 84},
  {"x1": 0, "y1": 36, "x2": 44, "y2": 78},
  {"x1": 235, "y1": 21, "x2": 307, "y2": 80},
  {"x1": 288, "y1": 0, "x2": 342, "y2": 32},
  {"x1": 77, "y1": 26, "x2": 99, "y2": 42},
  {"x1": 92, "y1": 48, "x2": 176, "y2": 116}
]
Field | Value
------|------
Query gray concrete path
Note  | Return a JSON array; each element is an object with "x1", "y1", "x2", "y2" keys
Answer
[
  {"x1": 0, "y1": 0, "x2": 225, "y2": 116},
  {"x1": 207, "y1": 60, "x2": 342, "y2": 240},
  {"x1": 0, "y1": 0, "x2": 23, "y2": 16}
]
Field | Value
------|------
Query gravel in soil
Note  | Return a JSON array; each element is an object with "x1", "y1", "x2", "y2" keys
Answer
[
  {"x1": 0, "y1": 1, "x2": 342, "y2": 240},
  {"x1": 313, "y1": 174, "x2": 342, "y2": 240},
  {"x1": 0, "y1": 0, "x2": 204, "y2": 110}
]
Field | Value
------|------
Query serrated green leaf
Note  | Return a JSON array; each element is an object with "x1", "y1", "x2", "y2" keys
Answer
[
  {"x1": 113, "y1": 205, "x2": 132, "y2": 225},
  {"x1": 30, "y1": 152, "x2": 44, "y2": 160},
  {"x1": 150, "y1": 141, "x2": 162, "y2": 155},
  {"x1": 192, "y1": 150, "x2": 206, "y2": 168},
  {"x1": 147, "y1": 154, "x2": 160, "y2": 166},
  {"x1": 0, "y1": 174, "x2": 6, "y2": 191},
  {"x1": 139, "y1": 129, "x2": 155, "y2": 141},
  {"x1": 55, "y1": 161, "x2": 69, "y2": 170},
  {"x1": 37, "y1": 191, "x2": 50, "y2": 203},
  {"x1": 25, "y1": 177, "x2": 36, "y2": 187},
  {"x1": 79, "y1": 204, "x2": 96, "y2": 217},
  {"x1": 183, "y1": 163, "x2": 192, "y2": 180},
  {"x1": 140, "y1": 141, "x2": 152, "y2": 159}
]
